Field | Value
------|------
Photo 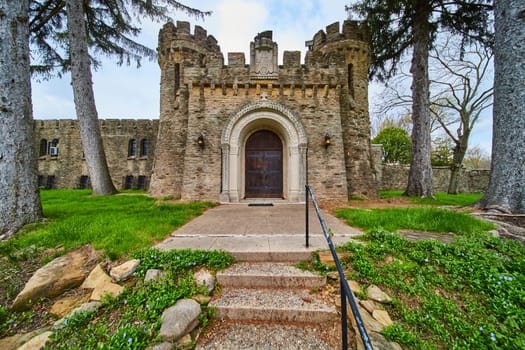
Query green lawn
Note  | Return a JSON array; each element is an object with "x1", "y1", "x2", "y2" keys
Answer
[
  {"x1": 0, "y1": 190, "x2": 215, "y2": 260},
  {"x1": 336, "y1": 207, "x2": 494, "y2": 235},
  {"x1": 380, "y1": 190, "x2": 484, "y2": 206}
]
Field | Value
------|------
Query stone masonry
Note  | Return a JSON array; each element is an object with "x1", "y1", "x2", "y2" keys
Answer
[{"x1": 148, "y1": 20, "x2": 378, "y2": 202}]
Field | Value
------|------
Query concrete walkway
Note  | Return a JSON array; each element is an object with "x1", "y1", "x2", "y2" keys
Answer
[{"x1": 155, "y1": 203, "x2": 362, "y2": 261}]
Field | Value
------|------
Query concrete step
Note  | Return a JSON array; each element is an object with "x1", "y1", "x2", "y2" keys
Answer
[
  {"x1": 210, "y1": 288, "x2": 337, "y2": 323},
  {"x1": 216, "y1": 262, "x2": 326, "y2": 289}
]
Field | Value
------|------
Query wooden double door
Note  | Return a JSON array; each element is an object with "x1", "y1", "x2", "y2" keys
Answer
[{"x1": 245, "y1": 130, "x2": 283, "y2": 198}]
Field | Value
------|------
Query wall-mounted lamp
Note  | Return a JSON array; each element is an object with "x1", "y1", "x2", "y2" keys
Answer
[
  {"x1": 324, "y1": 134, "x2": 332, "y2": 149},
  {"x1": 197, "y1": 134, "x2": 205, "y2": 149}
]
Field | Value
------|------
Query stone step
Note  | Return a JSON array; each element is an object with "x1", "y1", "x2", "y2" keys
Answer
[
  {"x1": 210, "y1": 288, "x2": 337, "y2": 323},
  {"x1": 216, "y1": 262, "x2": 326, "y2": 289}
]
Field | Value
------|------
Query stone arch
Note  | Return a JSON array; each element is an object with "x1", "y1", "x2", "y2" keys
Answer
[{"x1": 220, "y1": 100, "x2": 308, "y2": 202}]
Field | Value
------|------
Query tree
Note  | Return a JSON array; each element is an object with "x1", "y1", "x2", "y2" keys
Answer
[
  {"x1": 349, "y1": 0, "x2": 493, "y2": 198},
  {"x1": 0, "y1": 0, "x2": 43, "y2": 238},
  {"x1": 372, "y1": 127, "x2": 412, "y2": 164},
  {"x1": 30, "y1": 0, "x2": 209, "y2": 195},
  {"x1": 480, "y1": 0, "x2": 525, "y2": 214},
  {"x1": 430, "y1": 38, "x2": 493, "y2": 193},
  {"x1": 65, "y1": 0, "x2": 117, "y2": 195}
]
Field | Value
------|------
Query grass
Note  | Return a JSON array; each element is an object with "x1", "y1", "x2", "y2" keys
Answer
[
  {"x1": 0, "y1": 190, "x2": 215, "y2": 260},
  {"x1": 336, "y1": 207, "x2": 495, "y2": 235},
  {"x1": 340, "y1": 230, "x2": 525, "y2": 349},
  {"x1": 380, "y1": 190, "x2": 484, "y2": 206}
]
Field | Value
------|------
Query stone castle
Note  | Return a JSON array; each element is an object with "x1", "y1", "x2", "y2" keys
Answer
[{"x1": 34, "y1": 20, "x2": 378, "y2": 202}]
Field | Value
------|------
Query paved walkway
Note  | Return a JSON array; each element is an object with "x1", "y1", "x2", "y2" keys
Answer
[{"x1": 155, "y1": 203, "x2": 362, "y2": 261}]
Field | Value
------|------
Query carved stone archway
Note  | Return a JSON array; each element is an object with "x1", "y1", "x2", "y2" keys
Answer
[{"x1": 220, "y1": 100, "x2": 308, "y2": 202}]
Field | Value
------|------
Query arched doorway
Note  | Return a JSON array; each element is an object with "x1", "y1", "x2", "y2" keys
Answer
[{"x1": 245, "y1": 130, "x2": 283, "y2": 198}]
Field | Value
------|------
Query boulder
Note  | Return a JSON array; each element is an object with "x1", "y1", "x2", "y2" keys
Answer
[
  {"x1": 367, "y1": 285, "x2": 392, "y2": 304},
  {"x1": 148, "y1": 342, "x2": 175, "y2": 350},
  {"x1": 16, "y1": 331, "x2": 53, "y2": 350},
  {"x1": 90, "y1": 282, "x2": 123, "y2": 301},
  {"x1": 54, "y1": 301, "x2": 102, "y2": 328},
  {"x1": 145, "y1": 269, "x2": 167, "y2": 283},
  {"x1": 50, "y1": 294, "x2": 91, "y2": 317},
  {"x1": 12, "y1": 245, "x2": 99, "y2": 311},
  {"x1": 194, "y1": 269, "x2": 214, "y2": 293},
  {"x1": 0, "y1": 329, "x2": 48, "y2": 350},
  {"x1": 80, "y1": 264, "x2": 112, "y2": 289},
  {"x1": 359, "y1": 299, "x2": 378, "y2": 315},
  {"x1": 110, "y1": 259, "x2": 140, "y2": 282},
  {"x1": 372, "y1": 309, "x2": 393, "y2": 327},
  {"x1": 159, "y1": 299, "x2": 201, "y2": 341}
]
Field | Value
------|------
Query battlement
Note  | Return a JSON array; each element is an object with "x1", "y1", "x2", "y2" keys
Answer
[
  {"x1": 34, "y1": 119, "x2": 159, "y2": 135},
  {"x1": 310, "y1": 20, "x2": 369, "y2": 51},
  {"x1": 158, "y1": 21, "x2": 221, "y2": 53}
]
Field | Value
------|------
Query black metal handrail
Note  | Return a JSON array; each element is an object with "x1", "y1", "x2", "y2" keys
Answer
[{"x1": 305, "y1": 184, "x2": 373, "y2": 350}]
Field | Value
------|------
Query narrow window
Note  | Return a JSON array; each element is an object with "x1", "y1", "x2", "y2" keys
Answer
[
  {"x1": 38, "y1": 175, "x2": 45, "y2": 188},
  {"x1": 48, "y1": 139, "x2": 59, "y2": 156},
  {"x1": 348, "y1": 63, "x2": 354, "y2": 97},
  {"x1": 128, "y1": 139, "x2": 137, "y2": 157},
  {"x1": 124, "y1": 175, "x2": 134, "y2": 189},
  {"x1": 140, "y1": 139, "x2": 149, "y2": 157},
  {"x1": 39, "y1": 139, "x2": 47, "y2": 157},
  {"x1": 138, "y1": 175, "x2": 147, "y2": 190},
  {"x1": 79, "y1": 175, "x2": 90, "y2": 189},
  {"x1": 47, "y1": 175, "x2": 55, "y2": 189},
  {"x1": 174, "y1": 63, "x2": 180, "y2": 91}
]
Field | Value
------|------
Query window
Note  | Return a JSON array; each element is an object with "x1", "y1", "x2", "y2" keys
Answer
[
  {"x1": 140, "y1": 139, "x2": 149, "y2": 157},
  {"x1": 128, "y1": 139, "x2": 137, "y2": 157},
  {"x1": 348, "y1": 64, "x2": 354, "y2": 97},
  {"x1": 46, "y1": 175, "x2": 55, "y2": 189},
  {"x1": 138, "y1": 175, "x2": 147, "y2": 190},
  {"x1": 48, "y1": 139, "x2": 59, "y2": 156},
  {"x1": 79, "y1": 176, "x2": 90, "y2": 189},
  {"x1": 124, "y1": 175, "x2": 134, "y2": 189},
  {"x1": 38, "y1": 175, "x2": 45, "y2": 188},
  {"x1": 39, "y1": 139, "x2": 47, "y2": 157}
]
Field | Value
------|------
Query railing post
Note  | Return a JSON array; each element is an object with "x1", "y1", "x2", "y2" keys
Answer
[
  {"x1": 341, "y1": 279, "x2": 348, "y2": 350},
  {"x1": 305, "y1": 185, "x2": 309, "y2": 248}
]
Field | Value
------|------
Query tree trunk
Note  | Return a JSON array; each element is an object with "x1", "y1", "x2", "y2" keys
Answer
[
  {"x1": 0, "y1": 0, "x2": 43, "y2": 239},
  {"x1": 404, "y1": 2, "x2": 434, "y2": 198},
  {"x1": 448, "y1": 131, "x2": 470, "y2": 195},
  {"x1": 65, "y1": 0, "x2": 117, "y2": 195},
  {"x1": 480, "y1": 0, "x2": 525, "y2": 213}
]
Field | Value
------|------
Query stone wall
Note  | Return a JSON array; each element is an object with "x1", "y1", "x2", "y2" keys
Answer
[
  {"x1": 34, "y1": 119, "x2": 158, "y2": 190},
  {"x1": 378, "y1": 164, "x2": 490, "y2": 194}
]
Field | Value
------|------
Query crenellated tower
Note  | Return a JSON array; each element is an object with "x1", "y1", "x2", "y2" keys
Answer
[{"x1": 150, "y1": 20, "x2": 378, "y2": 202}]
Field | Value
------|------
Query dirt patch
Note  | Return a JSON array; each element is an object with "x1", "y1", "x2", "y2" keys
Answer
[{"x1": 320, "y1": 197, "x2": 415, "y2": 214}]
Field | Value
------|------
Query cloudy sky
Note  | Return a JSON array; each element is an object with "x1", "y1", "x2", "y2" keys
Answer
[{"x1": 31, "y1": 0, "x2": 492, "y2": 153}]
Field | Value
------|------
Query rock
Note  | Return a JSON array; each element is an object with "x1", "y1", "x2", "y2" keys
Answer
[
  {"x1": 350, "y1": 305, "x2": 384, "y2": 333},
  {"x1": 110, "y1": 259, "x2": 140, "y2": 282},
  {"x1": 159, "y1": 299, "x2": 201, "y2": 341},
  {"x1": 12, "y1": 245, "x2": 98, "y2": 311},
  {"x1": 367, "y1": 285, "x2": 392, "y2": 304},
  {"x1": 16, "y1": 331, "x2": 53, "y2": 350},
  {"x1": 148, "y1": 342, "x2": 175, "y2": 350},
  {"x1": 194, "y1": 269, "x2": 214, "y2": 293},
  {"x1": 145, "y1": 269, "x2": 167, "y2": 283},
  {"x1": 175, "y1": 334, "x2": 193, "y2": 349},
  {"x1": 192, "y1": 294, "x2": 211, "y2": 305},
  {"x1": 54, "y1": 301, "x2": 102, "y2": 328},
  {"x1": 0, "y1": 329, "x2": 48, "y2": 350},
  {"x1": 359, "y1": 299, "x2": 378, "y2": 315},
  {"x1": 81, "y1": 264, "x2": 112, "y2": 289},
  {"x1": 326, "y1": 271, "x2": 339, "y2": 280},
  {"x1": 384, "y1": 255, "x2": 394, "y2": 264},
  {"x1": 50, "y1": 294, "x2": 91, "y2": 318},
  {"x1": 90, "y1": 282, "x2": 123, "y2": 301},
  {"x1": 348, "y1": 280, "x2": 361, "y2": 294},
  {"x1": 372, "y1": 309, "x2": 393, "y2": 327},
  {"x1": 369, "y1": 331, "x2": 403, "y2": 350}
]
